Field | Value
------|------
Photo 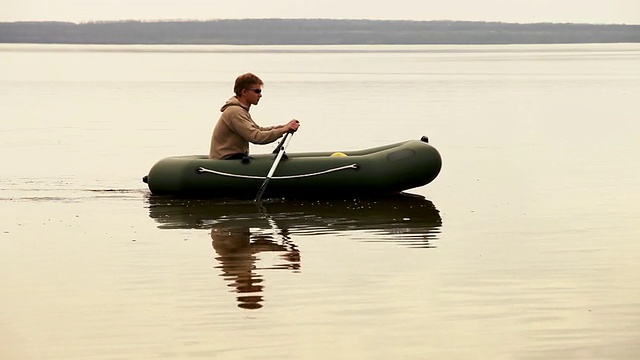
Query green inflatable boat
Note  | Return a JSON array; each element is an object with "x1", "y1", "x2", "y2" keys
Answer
[{"x1": 143, "y1": 136, "x2": 442, "y2": 199}]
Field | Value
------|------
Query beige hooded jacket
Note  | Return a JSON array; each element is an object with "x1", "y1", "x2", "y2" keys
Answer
[{"x1": 209, "y1": 97, "x2": 285, "y2": 159}]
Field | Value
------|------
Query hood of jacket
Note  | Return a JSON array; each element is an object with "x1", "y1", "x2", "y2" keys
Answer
[{"x1": 220, "y1": 96, "x2": 249, "y2": 112}]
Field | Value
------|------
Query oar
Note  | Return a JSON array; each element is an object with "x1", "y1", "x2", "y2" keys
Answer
[{"x1": 254, "y1": 131, "x2": 293, "y2": 203}]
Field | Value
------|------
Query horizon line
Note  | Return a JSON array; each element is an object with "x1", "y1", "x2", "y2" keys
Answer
[{"x1": 2, "y1": 18, "x2": 638, "y2": 26}]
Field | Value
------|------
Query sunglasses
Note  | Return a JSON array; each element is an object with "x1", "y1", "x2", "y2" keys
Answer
[{"x1": 247, "y1": 88, "x2": 262, "y2": 94}]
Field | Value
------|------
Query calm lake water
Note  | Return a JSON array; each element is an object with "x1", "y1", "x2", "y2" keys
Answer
[{"x1": 1, "y1": 43, "x2": 640, "y2": 359}]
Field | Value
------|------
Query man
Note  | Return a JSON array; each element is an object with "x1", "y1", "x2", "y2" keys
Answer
[{"x1": 209, "y1": 73, "x2": 300, "y2": 160}]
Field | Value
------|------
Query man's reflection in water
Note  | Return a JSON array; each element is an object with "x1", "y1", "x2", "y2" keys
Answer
[{"x1": 211, "y1": 225, "x2": 300, "y2": 310}]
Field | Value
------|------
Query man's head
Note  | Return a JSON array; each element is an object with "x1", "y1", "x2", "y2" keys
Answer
[{"x1": 234, "y1": 73, "x2": 263, "y2": 106}]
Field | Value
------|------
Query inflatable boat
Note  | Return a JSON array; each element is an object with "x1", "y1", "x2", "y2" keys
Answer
[{"x1": 143, "y1": 136, "x2": 442, "y2": 199}]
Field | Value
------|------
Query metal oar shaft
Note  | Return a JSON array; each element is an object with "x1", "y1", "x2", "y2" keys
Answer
[{"x1": 254, "y1": 132, "x2": 293, "y2": 202}]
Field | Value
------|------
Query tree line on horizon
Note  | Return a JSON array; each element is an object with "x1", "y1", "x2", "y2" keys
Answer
[{"x1": 0, "y1": 19, "x2": 638, "y2": 45}]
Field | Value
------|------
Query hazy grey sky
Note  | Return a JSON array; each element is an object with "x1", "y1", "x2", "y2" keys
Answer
[{"x1": 3, "y1": 0, "x2": 640, "y2": 24}]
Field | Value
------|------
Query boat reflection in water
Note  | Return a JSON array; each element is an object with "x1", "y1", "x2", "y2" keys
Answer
[{"x1": 146, "y1": 193, "x2": 442, "y2": 309}]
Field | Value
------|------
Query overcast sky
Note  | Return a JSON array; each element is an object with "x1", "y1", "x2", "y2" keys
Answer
[{"x1": 3, "y1": 0, "x2": 640, "y2": 25}]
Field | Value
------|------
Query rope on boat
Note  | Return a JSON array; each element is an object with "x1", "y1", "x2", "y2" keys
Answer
[{"x1": 197, "y1": 163, "x2": 359, "y2": 180}]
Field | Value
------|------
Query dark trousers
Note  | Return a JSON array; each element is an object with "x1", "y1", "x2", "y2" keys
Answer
[
  {"x1": 225, "y1": 153, "x2": 252, "y2": 163},
  {"x1": 225, "y1": 153, "x2": 248, "y2": 160}
]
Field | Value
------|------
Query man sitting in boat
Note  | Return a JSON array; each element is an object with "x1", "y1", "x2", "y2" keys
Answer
[{"x1": 209, "y1": 73, "x2": 300, "y2": 160}]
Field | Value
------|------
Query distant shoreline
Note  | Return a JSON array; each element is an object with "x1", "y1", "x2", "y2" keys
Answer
[{"x1": 1, "y1": 19, "x2": 639, "y2": 45}]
